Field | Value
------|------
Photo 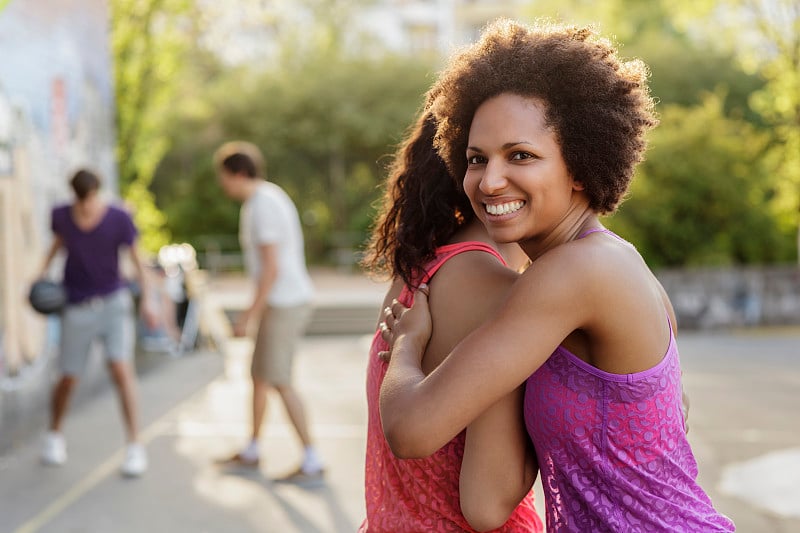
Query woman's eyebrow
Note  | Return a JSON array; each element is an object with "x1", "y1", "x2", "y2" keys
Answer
[{"x1": 467, "y1": 141, "x2": 533, "y2": 152}]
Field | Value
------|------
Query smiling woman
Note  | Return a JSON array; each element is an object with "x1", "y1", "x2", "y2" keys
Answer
[
  {"x1": 463, "y1": 95, "x2": 579, "y2": 250},
  {"x1": 380, "y1": 19, "x2": 736, "y2": 533},
  {"x1": 359, "y1": 107, "x2": 542, "y2": 532}
]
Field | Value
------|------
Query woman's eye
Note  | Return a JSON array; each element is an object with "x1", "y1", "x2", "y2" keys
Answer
[
  {"x1": 511, "y1": 152, "x2": 534, "y2": 161},
  {"x1": 467, "y1": 155, "x2": 485, "y2": 165}
]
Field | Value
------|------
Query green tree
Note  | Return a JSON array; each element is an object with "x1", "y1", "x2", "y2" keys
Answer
[
  {"x1": 668, "y1": 0, "x2": 800, "y2": 261},
  {"x1": 111, "y1": 0, "x2": 198, "y2": 252},
  {"x1": 140, "y1": 0, "x2": 433, "y2": 266},
  {"x1": 522, "y1": 0, "x2": 765, "y2": 116},
  {"x1": 522, "y1": 0, "x2": 792, "y2": 265},
  {"x1": 608, "y1": 93, "x2": 794, "y2": 266},
  {"x1": 151, "y1": 47, "x2": 435, "y2": 265}
]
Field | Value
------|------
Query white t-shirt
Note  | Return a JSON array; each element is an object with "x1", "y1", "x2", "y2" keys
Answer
[{"x1": 239, "y1": 181, "x2": 314, "y2": 307}]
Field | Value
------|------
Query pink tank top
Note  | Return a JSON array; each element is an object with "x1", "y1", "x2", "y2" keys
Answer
[
  {"x1": 524, "y1": 229, "x2": 734, "y2": 532},
  {"x1": 360, "y1": 241, "x2": 543, "y2": 533}
]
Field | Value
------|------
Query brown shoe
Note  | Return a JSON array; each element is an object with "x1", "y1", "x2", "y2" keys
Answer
[
  {"x1": 215, "y1": 452, "x2": 259, "y2": 470},
  {"x1": 272, "y1": 466, "x2": 325, "y2": 487}
]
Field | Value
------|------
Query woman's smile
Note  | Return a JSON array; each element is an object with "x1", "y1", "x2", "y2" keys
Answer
[{"x1": 484, "y1": 200, "x2": 525, "y2": 216}]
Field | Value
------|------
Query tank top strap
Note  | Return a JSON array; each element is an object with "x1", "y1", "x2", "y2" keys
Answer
[
  {"x1": 577, "y1": 227, "x2": 636, "y2": 248},
  {"x1": 398, "y1": 242, "x2": 507, "y2": 304},
  {"x1": 420, "y1": 242, "x2": 506, "y2": 286},
  {"x1": 577, "y1": 227, "x2": 615, "y2": 240}
]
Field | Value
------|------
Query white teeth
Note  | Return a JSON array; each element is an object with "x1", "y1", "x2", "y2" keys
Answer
[{"x1": 485, "y1": 201, "x2": 524, "y2": 216}]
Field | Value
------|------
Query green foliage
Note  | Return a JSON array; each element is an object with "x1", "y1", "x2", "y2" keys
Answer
[
  {"x1": 521, "y1": 0, "x2": 764, "y2": 116},
  {"x1": 151, "y1": 48, "x2": 435, "y2": 264},
  {"x1": 608, "y1": 93, "x2": 794, "y2": 266},
  {"x1": 666, "y1": 0, "x2": 800, "y2": 260},
  {"x1": 631, "y1": 33, "x2": 764, "y2": 122},
  {"x1": 125, "y1": 181, "x2": 170, "y2": 252},
  {"x1": 138, "y1": 0, "x2": 796, "y2": 267},
  {"x1": 111, "y1": 0, "x2": 197, "y2": 252},
  {"x1": 522, "y1": 0, "x2": 796, "y2": 265}
]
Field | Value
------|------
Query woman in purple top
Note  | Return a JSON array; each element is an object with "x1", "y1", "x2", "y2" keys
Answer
[
  {"x1": 39, "y1": 169, "x2": 158, "y2": 477},
  {"x1": 379, "y1": 20, "x2": 735, "y2": 532}
]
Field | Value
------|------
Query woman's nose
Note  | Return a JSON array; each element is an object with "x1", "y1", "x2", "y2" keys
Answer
[{"x1": 479, "y1": 159, "x2": 508, "y2": 194}]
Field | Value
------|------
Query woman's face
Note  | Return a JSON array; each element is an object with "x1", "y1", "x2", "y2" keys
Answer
[{"x1": 464, "y1": 93, "x2": 583, "y2": 247}]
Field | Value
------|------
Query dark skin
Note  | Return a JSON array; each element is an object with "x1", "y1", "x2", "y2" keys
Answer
[
  {"x1": 379, "y1": 93, "x2": 682, "y2": 461},
  {"x1": 378, "y1": 218, "x2": 537, "y2": 531}
]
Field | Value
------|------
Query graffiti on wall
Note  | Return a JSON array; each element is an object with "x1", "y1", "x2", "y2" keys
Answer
[{"x1": 0, "y1": 0, "x2": 117, "y2": 379}]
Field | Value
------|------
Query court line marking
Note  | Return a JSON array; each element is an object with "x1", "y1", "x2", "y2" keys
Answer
[{"x1": 12, "y1": 394, "x2": 192, "y2": 533}]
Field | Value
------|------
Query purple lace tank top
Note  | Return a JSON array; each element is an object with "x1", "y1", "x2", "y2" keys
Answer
[{"x1": 523, "y1": 229, "x2": 735, "y2": 532}]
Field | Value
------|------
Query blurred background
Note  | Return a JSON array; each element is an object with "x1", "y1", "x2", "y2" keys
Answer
[{"x1": 0, "y1": 0, "x2": 798, "y2": 532}]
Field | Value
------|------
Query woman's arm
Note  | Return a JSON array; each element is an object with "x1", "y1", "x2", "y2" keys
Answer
[
  {"x1": 387, "y1": 250, "x2": 537, "y2": 527},
  {"x1": 460, "y1": 384, "x2": 538, "y2": 531},
  {"x1": 429, "y1": 253, "x2": 537, "y2": 530},
  {"x1": 381, "y1": 246, "x2": 591, "y2": 457}
]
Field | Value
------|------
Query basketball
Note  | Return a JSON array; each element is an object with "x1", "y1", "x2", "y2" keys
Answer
[{"x1": 28, "y1": 279, "x2": 67, "y2": 315}]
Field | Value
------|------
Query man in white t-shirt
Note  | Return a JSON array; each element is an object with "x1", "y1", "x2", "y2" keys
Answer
[{"x1": 213, "y1": 141, "x2": 324, "y2": 482}]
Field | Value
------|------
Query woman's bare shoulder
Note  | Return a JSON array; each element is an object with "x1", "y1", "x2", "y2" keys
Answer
[
  {"x1": 424, "y1": 250, "x2": 519, "y2": 368},
  {"x1": 520, "y1": 235, "x2": 642, "y2": 287},
  {"x1": 432, "y1": 248, "x2": 519, "y2": 297}
]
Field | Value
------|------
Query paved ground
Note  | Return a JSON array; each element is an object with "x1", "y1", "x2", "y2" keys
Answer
[
  {"x1": 0, "y1": 271, "x2": 798, "y2": 532},
  {"x1": 679, "y1": 329, "x2": 800, "y2": 532}
]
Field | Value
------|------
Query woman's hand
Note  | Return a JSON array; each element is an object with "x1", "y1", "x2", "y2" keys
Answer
[
  {"x1": 378, "y1": 284, "x2": 440, "y2": 458},
  {"x1": 378, "y1": 284, "x2": 432, "y2": 362}
]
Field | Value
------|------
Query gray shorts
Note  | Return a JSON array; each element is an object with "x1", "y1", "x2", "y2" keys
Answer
[
  {"x1": 59, "y1": 289, "x2": 136, "y2": 376},
  {"x1": 251, "y1": 303, "x2": 312, "y2": 385}
]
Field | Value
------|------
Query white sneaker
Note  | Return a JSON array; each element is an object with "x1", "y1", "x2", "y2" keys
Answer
[
  {"x1": 120, "y1": 443, "x2": 148, "y2": 477},
  {"x1": 41, "y1": 431, "x2": 67, "y2": 466}
]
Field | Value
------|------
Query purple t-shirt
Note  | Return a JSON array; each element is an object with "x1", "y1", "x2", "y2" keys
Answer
[{"x1": 51, "y1": 204, "x2": 137, "y2": 304}]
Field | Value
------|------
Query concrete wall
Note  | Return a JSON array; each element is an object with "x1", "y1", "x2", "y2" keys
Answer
[
  {"x1": 658, "y1": 265, "x2": 800, "y2": 330},
  {"x1": 0, "y1": 0, "x2": 117, "y2": 454}
]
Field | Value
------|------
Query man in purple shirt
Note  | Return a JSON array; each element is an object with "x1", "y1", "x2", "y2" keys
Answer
[{"x1": 38, "y1": 169, "x2": 157, "y2": 477}]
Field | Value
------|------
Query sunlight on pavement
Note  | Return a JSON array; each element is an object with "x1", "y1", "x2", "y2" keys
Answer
[{"x1": 720, "y1": 448, "x2": 800, "y2": 518}]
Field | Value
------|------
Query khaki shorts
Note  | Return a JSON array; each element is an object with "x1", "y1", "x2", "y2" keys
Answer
[
  {"x1": 59, "y1": 288, "x2": 135, "y2": 376},
  {"x1": 251, "y1": 303, "x2": 312, "y2": 385}
]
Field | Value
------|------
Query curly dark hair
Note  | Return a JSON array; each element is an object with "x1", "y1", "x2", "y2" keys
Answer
[
  {"x1": 361, "y1": 109, "x2": 474, "y2": 286},
  {"x1": 431, "y1": 19, "x2": 658, "y2": 214}
]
